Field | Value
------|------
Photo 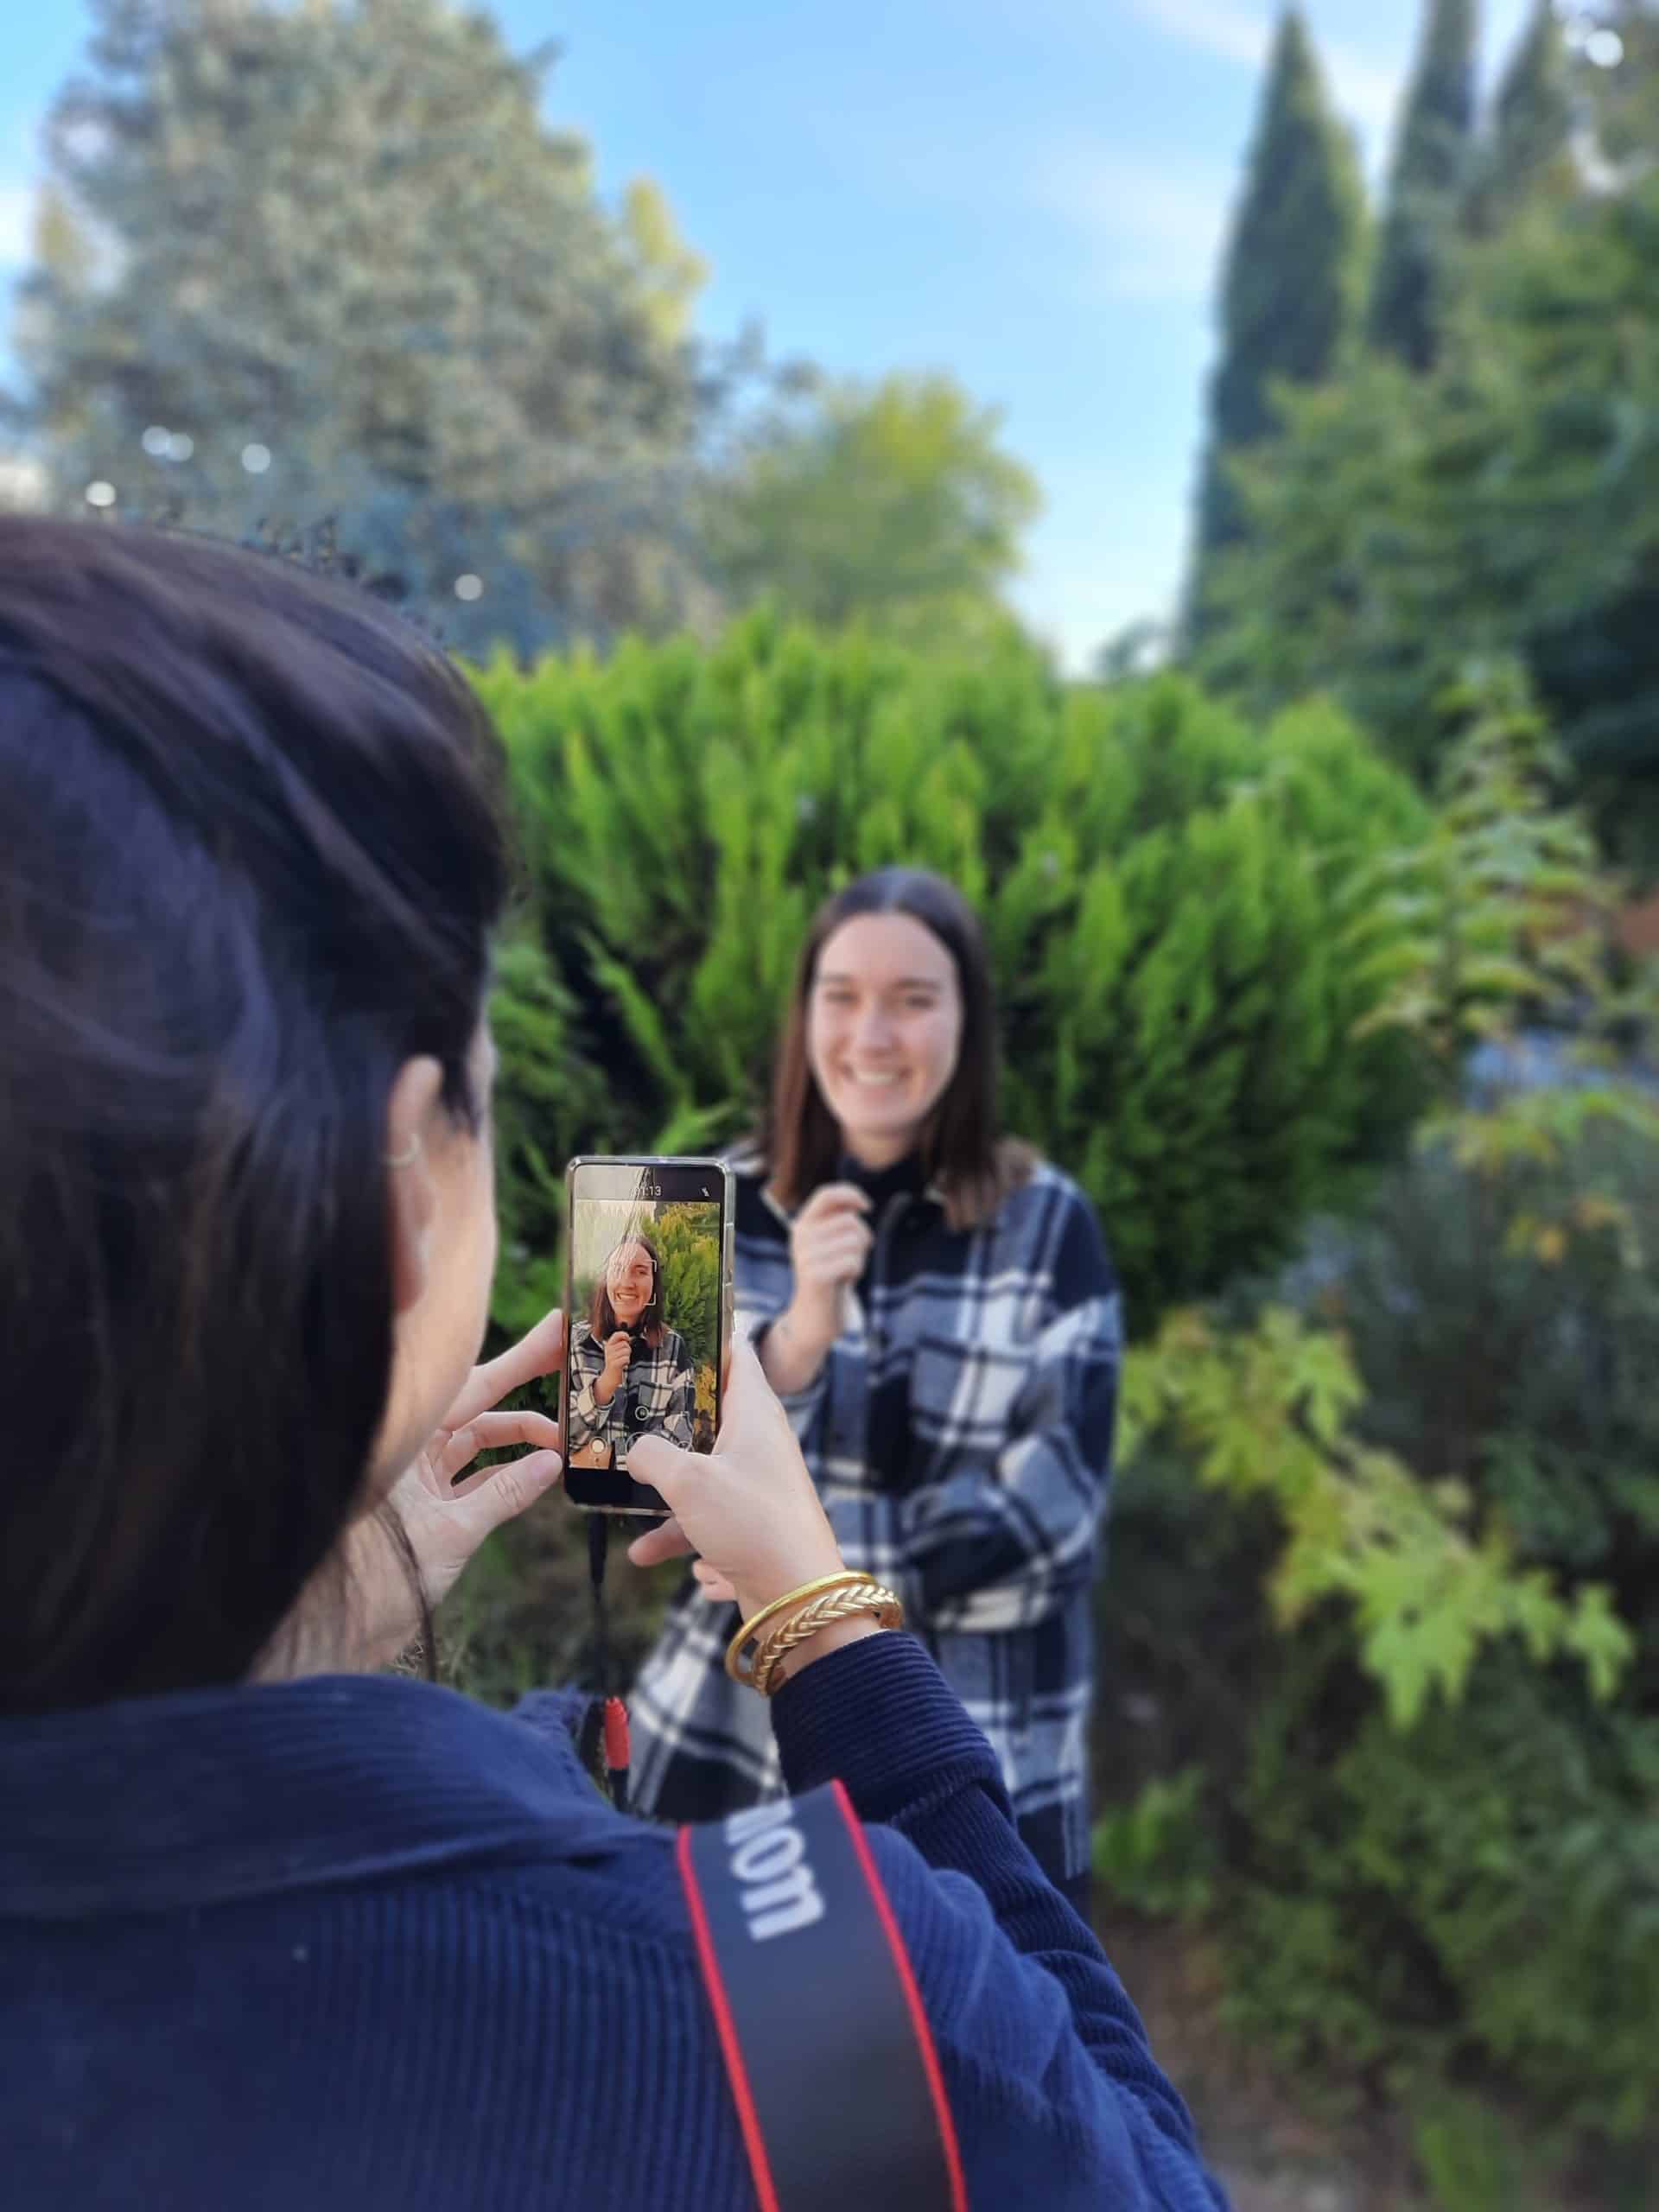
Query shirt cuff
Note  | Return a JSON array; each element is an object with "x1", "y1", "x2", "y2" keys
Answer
[
  {"x1": 574, "y1": 1385, "x2": 609, "y2": 1427},
  {"x1": 768, "y1": 1630, "x2": 1007, "y2": 1824}
]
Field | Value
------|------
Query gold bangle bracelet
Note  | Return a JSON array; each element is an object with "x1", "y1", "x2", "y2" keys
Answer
[
  {"x1": 750, "y1": 1580, "x2": 905, "y2": 1698},
  {"x1": 724, "y1": 1571, "x2": 880, "y2": 1689}
]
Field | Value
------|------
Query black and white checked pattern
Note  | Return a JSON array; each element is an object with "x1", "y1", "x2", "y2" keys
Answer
[
  {"x1": 626, "y1": 1154, "x2": 1122, "y2": 1888},
  {"x1": 568, "y1": 1322, "x2": 695, "y2": 1470}
]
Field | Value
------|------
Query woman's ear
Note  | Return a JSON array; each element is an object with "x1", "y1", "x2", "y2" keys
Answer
[{"x1": 385, "y1": 1055, "x2": 444, "y2": 1315}]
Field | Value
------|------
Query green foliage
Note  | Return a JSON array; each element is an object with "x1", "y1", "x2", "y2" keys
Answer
[
  {"x1": 700, "y1": 372, "x2": 1042, "y2": 650},
  {"x1": 651, "y1": 1203, "x2": 720, "y2": 1378},
  {"x1": 1574, "y1": 6, "x2": 1659, "y2": 175},
  {"x1": 1350, "y1": 663, "x2": 1646, "y2": 1067},
  {"x1": 1122, "y1": 1303, "x2": 1632, "y2": 1730},
  {"x1": 1115, "y1": 1106, "x2": 1659, "y2": 2146},
  {"x1": 1189, "y1": 8, "x2": 1367, "y2": 621},
  {"x1": 474, "y1": 613, "x2": 1431, "y2": 1330},
  {"x1": 1197, "y1": 103, "x2": 1659, "y2": 846},
  {"x1": 10, "y1": 0, "x2": 715, "y2": 655},
  {"x1": 489, "y1": 938, "x2": 608, "y2": 1337},
  {"x1": 1229, "y1": 1658, "x2": 1659, "y2": 2144},
  {"x1": 1412, "y1": 2088, "x2": 1541, "y2": 2212},
  {"x1": 1099, "y1": 697, "x2": 1659, "y2": 2160},
  {"x1": 1368, "y1": 0, "x2": 1479, "y2": 371},
  {"x1": 1471, "y1": 2, "x2": 1574, "y2": 234},
  {"x1": 1090, "y1": 1768, "x2": 1217, "y2": 1919}
]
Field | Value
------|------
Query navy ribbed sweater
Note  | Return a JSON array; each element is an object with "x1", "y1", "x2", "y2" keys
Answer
[{"x1": 1, "y1": 1633, "x2": 1227, "y2": 2210}]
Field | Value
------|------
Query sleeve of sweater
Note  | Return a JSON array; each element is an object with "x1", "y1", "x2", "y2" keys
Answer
[
  {"x1": 771, "y1": 1632, "x2": 1230, "y2": 2212},
  {"x1": 568, "y1": 1327, "x2": 614, "y2": 1447}
]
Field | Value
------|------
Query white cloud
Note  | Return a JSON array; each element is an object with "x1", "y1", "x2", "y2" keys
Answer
[
  {"x1": 1022, "y1": 144, "x2": 1233, "y2": 302},
  {"x1": 1127, "y1": 0, "x2": 1402, "y2": 143},
  {"x1": 1128, "y1": 0, "x2": 1264, "y2": 68},
  {"x1": 0, "y1": 179, "x2": 36, "y2": 264}
]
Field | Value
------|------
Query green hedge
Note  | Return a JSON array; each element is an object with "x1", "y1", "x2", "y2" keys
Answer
[{"x1": 474, "y1": 611, "x2": 1429, "y2": 1332}]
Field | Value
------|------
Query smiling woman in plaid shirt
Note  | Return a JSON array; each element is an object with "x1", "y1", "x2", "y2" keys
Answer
[
  {"x1": 567, "y1": 1234, "x2": 696, "y2": 1471},
  {"x1": 628, "y1": 868, "x2": 1122, "y2": 1910}
]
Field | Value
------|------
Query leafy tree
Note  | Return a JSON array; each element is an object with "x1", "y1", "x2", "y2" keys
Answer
[
  {"x1": 1367, "y1": 0, "x2": 1480, "y2": 370},
  {"x1": 9, "y1": 0, "x2": 717, "y2": 656},
  {"x1": 699, "y1": 372, "x2": 1041, "y2": 649},
  {"x1": 1187, "y1": 8, "x2": 1366, "y2": 631}
]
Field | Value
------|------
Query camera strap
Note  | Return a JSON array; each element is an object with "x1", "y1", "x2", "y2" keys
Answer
[{"x1": 677, "y1": 1781, "x2": 967, "y2": 2212}]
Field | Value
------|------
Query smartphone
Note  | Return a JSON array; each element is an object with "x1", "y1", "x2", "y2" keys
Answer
[{"x1": 562, "y1": 1155, "x2": 735, "y2": 1516}]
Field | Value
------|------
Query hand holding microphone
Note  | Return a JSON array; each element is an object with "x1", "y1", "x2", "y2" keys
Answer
[
  {"x1": 783, "y1": 1183, "x2": 873, "y2": 1356},
  {"x1": 594, "y1": 1329, "x2": 633, "y2": 1407}
]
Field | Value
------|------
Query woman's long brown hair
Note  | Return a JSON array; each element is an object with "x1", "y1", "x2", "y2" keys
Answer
[{"x1": 765, "y1": 868, "x2": 1033, "y2": 1231}]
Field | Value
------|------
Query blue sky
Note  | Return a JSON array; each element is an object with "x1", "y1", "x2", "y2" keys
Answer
[{"x1": 0, "y1": 0, "x2": 1535, "y2": 667}]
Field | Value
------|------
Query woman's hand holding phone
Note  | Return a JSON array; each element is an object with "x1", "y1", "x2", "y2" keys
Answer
[
  {"x1": 627, "y1": 1334, "x2": 881, "y2": 1682},
  {"x1": 593, "y1": 1329, "x2": 632, "y2": 1407},
  {"x1": 273, "y1": 1311, "x2": 566, "y2": 1676},
  {"x1": 762, "y1": 1184, "x2": 872, "y2": 1395}
]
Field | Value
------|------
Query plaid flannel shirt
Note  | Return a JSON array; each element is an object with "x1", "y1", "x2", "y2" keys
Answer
[
  {"x1": 626, "y1": 1154, "x2": 1122, "y2": 1888},
  {"x1": 568, "y1": 1321, "x2": 695, "y2": 1470}
]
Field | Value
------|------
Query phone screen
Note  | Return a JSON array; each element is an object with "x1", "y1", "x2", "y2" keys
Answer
[{"x1": 563, "y1": 1157, "x2": 731, "y2": 1515}]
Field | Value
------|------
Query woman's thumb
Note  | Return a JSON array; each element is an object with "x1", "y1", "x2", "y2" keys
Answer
[{"x1": 626, "y1": 1432, "x2": 696, "y2": 1507}]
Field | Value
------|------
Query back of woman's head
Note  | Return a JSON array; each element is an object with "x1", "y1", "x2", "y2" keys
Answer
[{"x1": 0, "y1": 518, "x2": 509, "y2": 1712}]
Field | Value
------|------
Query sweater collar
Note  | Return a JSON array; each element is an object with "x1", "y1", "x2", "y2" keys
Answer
[
  {"x1": 836, "y1": 1150, "x2": 929, "y2": 1212},
  {"x1": 0, "y1": 1674, "x2": 609, "y2": 1921}
]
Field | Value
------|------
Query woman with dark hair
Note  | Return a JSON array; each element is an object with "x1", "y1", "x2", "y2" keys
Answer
[
  {"x1": 630, "y1": 870, "x2": 1120, "y2": 1910},
  {"x1": 567, "y1": 1231, "x2": 695, "y2": 1469},
  {"x1": 0, "y1": 518, "x2": 1222, "y2": 2211}
]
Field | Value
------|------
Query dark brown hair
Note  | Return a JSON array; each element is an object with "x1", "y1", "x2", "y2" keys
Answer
[
  {"x1": 766, "y1": 868, "x2": 1033, "y2": 1230},
  {"x1": 0, "y1": 517, "x2": 509, "y2": 1713},
  {"x1": 588, "y1": 1233, "x2": 666, "y2": 1348}
]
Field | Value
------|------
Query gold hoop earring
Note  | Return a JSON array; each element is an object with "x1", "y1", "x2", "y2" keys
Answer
[{"x1": 385, "y1": 1134, "x2": 423, "y2": 1170}]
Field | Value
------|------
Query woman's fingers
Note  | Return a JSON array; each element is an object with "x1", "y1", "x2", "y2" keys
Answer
[
  {"x1": 693, "y1": 1560, "x2": 738, "y2": 1604},
  {"x1": 802, "y1": 1216, "x2": 873, "y2": 1260},
  {"x1": 441, "y1": 1449, "x2": 563, "y2": 1543},
  {"x1": 448, "y1": 1309, "x2": 566, "y2": 1428},
  {"x1": 798, "y1": 1241, "x2": 867, "y2": 1285},
  {"x1": 800, "y1": 1183, "x2": 873, "y2": 1223},
  {"x1": 627, "y1": 1515, "x2": 695, "y2": 1567},
  {"x1": 438, "y1": 1408, "x2": 563, "y2": 1491}
]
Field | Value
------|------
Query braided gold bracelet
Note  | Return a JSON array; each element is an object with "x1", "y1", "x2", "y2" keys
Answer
[
  {"x1": 724, "y1": 1572, "x2": 871, "y2": 1688},
  {"x1": 724, "y1": 1570, "x2": 904, "y2": 1693},
  {"x1": 749, "y1": 1579, "x2": 905, "y2": 1698}
]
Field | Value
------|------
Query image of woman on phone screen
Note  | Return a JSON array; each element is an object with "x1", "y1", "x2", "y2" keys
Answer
[
  {"x1": 627, "y1": 868, "x2": 1122, "y2": 1911},
  {"x1": 567, "y1": 1233, "x2": 695, "y2": 1470}
]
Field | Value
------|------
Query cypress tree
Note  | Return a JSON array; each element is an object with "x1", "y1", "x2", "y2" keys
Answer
[
  {"x1": 1368, "y1": 0, "x2": 1480, "y2": 370},
  {"x1": 1187, "y1": 8, "x2": 1365, "y2": 634},
  {"x1": 1474, "y1": 0, "x2": 1574, "y2": 229}
]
